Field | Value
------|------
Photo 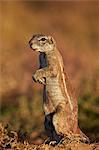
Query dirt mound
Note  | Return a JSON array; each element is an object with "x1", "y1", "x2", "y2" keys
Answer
[{"x1": 0, "y1": 123, "x2": 98, "y2": 150}]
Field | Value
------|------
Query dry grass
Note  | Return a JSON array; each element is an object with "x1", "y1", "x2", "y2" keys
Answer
[{"x1": 0, "y1": 123, "x2": 99, "y2": 150}]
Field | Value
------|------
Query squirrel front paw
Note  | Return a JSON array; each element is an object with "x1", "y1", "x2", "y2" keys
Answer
[{"x1": 32, "y1": 70, "x2": 45, "y2": 85}]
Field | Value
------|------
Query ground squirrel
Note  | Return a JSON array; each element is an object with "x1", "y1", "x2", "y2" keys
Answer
[{"x1": 29, "y1": 34, "x2": 89, "y2": 144}]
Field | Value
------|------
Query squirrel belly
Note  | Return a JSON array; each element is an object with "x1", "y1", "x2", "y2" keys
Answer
[{"x1": 46, "y1": 77, "x2": 66, "y2": 107}]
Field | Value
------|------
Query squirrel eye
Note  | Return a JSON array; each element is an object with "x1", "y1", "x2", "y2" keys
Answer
[{"x1": 41, "y1": 38, "x2": 46, "y2": 41}]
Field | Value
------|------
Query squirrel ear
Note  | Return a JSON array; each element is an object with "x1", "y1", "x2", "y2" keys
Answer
[{"x1": 48, "y1": 36, "x2": 56, "y2": 45}]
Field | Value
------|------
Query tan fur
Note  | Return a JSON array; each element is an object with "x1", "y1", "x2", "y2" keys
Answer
[{"x1": 29, "y1": 34, "x2": 89, "y2": 143}]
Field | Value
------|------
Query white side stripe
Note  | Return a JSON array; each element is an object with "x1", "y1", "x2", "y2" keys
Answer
[{"x1": 59, "y1": 58, "x2": 73, "y2": 111}]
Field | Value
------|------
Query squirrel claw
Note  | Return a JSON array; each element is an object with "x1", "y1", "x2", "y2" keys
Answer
[
  {"x1": 49, "y1": 141, "x2": 57, "y2": 146},
  {"x1": 38, "y1": 78, "x2": 45, "y2": 85}
]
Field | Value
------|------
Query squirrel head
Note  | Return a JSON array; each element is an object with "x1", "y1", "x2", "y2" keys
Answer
[{"x1": 29, "y1": 34, "x2": 56, "y2": 53}]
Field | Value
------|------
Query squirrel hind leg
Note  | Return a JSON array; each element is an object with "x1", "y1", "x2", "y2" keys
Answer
[{"x1": 44, "y1": 113, "x2": 62, "y2": 144}]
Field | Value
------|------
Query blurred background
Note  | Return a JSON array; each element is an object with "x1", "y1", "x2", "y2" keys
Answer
[{"x1": 0, "y1": 1, "x2": 99, "y2": 144}]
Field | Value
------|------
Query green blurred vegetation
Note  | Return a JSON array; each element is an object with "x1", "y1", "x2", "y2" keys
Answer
[
  {"x1": 0, "y1": 89, "x2": 43, "y2": 131},
  {"x1": 0, "y1": 1, "x2": 99, "y2": 143}
]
